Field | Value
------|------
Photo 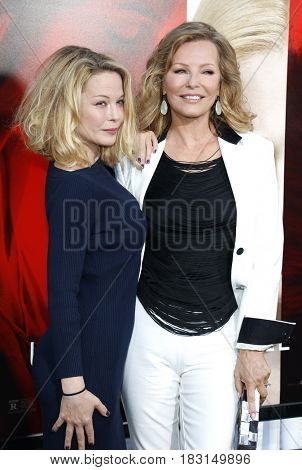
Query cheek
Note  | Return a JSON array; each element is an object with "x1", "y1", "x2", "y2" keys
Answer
[
  {"x1": 85, "y1": 109, "x2": 106, "y2": 129},
  {"x1": 212, "y1": 77, "x2": 221, "y2": 94},
  {"x1": 119, "y1": 106, "x2": 125, "y2": 121},
  {"x1": 203, "y1": 76, "x2": 220, "y2": 93},
  {"x1": 164, "y1": 74, "x2": 180, "y2": 95}
]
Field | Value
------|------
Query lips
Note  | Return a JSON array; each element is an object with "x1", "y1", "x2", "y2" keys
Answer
[
  {"x1": 103, "y1": 128, "x2": 118, "y2": 134},
  {"x1": 180, "y1": 95, "x2": 203, "y2": 101}
]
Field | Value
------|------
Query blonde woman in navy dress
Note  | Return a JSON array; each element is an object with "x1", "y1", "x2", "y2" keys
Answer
[
  {"x1": 16, "y1": 46, "x2": 146, "y2": 450},
  {"x1": 116, "y1": 22, "x2": 286, "y2": 449}
]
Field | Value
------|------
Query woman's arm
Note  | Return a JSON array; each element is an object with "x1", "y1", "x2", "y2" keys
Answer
[
  {"x1": 234, "y1": 138, "x2": 284, "y2": 417},
  {"x1": 47, "y1": 183, "x2": 89, "y2": 379},
  {"x1": 236, "y1": 139, "x2": 283, "y2": 331},
  {"x1": 136, "y1": 131, "x2": 158, "y2": 166},
  {"x1": 46, "y1": 181, "x2": 109, "y2": 449}
]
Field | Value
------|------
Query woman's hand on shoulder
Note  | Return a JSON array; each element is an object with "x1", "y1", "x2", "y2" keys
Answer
[
  {"x1": 52, "y1": 389, "x2": 109, "y2": 450},
  {"x1": 136, "y1": 131, "x2": 158, "y2": 167}
]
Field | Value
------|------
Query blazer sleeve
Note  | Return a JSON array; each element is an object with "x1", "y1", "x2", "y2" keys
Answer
[
  {"x1": 236, "y1": 139, "x2": 294, "y2": 349},
  {"x1": 46, "y1": 181, "x2": 92, "y2": 379},
  {"x1": 115, "y1": 158, "x2": 134, "y2": 194}
]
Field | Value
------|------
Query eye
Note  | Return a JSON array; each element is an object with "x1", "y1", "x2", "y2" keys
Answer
[
  {"x1": 202, "y1": 70, "x2": 215, "y2": 75},
  {"x1": 95, "y1": 101, "x2": 107, "y2": 106},
  {"x1": 117, "y1": 99, "x2": 124, "y2": 106},
  {"x1": 174, "y1": 69, "x2": 187, "y2": 74}
]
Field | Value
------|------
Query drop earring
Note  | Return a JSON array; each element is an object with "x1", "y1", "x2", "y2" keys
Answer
[
  {"x1": 215, "y1": 96, "x2": 222, "y2": 116},
  {"x1": 160, "y1": 95, "x2": 168, "y2": 115}
]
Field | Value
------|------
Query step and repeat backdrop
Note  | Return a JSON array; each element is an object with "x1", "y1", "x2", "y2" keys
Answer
[{"x1": 0, "y1": 0, "x2": 301, "y2": 444}]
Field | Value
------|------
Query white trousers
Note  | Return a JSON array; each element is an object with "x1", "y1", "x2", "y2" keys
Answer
[{"x1": 122, "y1": 298, "x2": 239, "y2": 450}]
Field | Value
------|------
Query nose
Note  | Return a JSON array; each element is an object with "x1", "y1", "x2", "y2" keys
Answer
[
  {"x1": 186, "y1": 72, "x2": 200, "y2": 88},
  {"x1": 107, "y1": 103, "x2": 122, "y2": 121}
]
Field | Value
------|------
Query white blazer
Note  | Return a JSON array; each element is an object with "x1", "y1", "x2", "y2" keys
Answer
[{"x1": 115, "y1": 130, "x2": 283, "y2": 339}]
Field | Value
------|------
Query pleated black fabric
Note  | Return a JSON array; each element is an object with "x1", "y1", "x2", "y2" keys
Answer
[
  {"x1": 138, "y1": 152, "x2": 237, "y2": 336},
  {"x1": 33, "y1": 158, "x2": 146, "y2": 449}
]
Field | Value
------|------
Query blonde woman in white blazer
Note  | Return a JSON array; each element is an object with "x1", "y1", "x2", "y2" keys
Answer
[{"x1": 115, "y1": 22, "x2": 287, "y2": 449}]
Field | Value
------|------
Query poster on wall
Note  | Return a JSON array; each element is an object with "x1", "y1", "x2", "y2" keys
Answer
[
  {"x1": 0, "y1": 0, "x2": 186, "y2": 444},
  {"x1": 281, "y1": 0, "x2": 302, "y2": 404}
]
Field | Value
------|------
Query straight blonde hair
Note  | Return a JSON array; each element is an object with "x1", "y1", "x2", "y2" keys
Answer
[
  {"x1": 136, "y1": 22, "x2": 255, "y2": 137},
  {"x1": 15, "y1": 45, "x2": 138, "y2": 167}
]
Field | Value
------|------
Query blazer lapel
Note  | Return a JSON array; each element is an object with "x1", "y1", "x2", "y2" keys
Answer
[
  {"x1": 219, "y1": 137, "x2": 252, "y2": 250},
  {"x1": 136, "y1": 139, "x2": 166, "y2": 208}
]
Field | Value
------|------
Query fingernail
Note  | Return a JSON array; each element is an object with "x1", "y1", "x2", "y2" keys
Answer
[
  {"x1": 88, "y1": 443, "x2": 94, "y2": 448},
  {"x1": 137, "y1": 157, "x2": 141, "y2": 163},
  {"x1": 141, "y1": 164, "x2": 144, "y2": 168},
  {"x1": 153, "y1": 149, "x2": 157, "y2": 153},
  {"x1": 106, "y1": 410, "x2": 111, "y2": 417},
  {"x1": 146, "y1": 159, "x2": 150, "y2": 164},
  {"x1": 237, "y1": 392, "x2": 241, "y2": 399},
  {"x1": 65, "y1": 447, "x2": 70, "y2": 450},
  {"x1": 250, "y1": 412, "x2": 256, "y2": 420}
]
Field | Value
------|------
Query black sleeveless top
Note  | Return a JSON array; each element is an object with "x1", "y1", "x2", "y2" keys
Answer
[{"x1": 137, "y1": 151, "x2": 238, "y2": 336}]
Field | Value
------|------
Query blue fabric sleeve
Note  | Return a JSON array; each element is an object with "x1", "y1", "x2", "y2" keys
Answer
[{"x1": 46, "y1": 179, "x2": 92, "y2": 379}]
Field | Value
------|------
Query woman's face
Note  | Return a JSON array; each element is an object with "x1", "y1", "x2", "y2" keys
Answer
[
  {"x1": 163, "y1": 40, "x2": 221, "y2": 122},
  {"x1": 77, "y1": 71, "x2": 124, "y2": 158}
]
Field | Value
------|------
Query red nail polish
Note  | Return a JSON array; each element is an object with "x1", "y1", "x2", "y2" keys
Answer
[
  {"x1": 65, "y1": 446, "x2": 70, "y2": 450},
  {"x1": 106, "y1": 410, "x2": 111, "y2": 417}
]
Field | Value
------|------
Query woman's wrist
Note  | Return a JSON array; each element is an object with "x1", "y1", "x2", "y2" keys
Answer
[
  {"x1": 239, "y1": 349, "x2": 265, "y2": 357},
  {"x1": 62, "y1": 386, "x2": 86, "y2": 397},
  {"x1": 61, "y1": 376, "x2": 85, "y2": 395}
]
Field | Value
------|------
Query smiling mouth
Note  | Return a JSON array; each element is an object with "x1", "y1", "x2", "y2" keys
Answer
[{"x1": 180, "y1": 95, "x2": 204, "y2": 101}]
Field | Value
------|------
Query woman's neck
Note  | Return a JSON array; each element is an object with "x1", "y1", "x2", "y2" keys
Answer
[
  {"x1": 54, "y1": 150, "x2": 100, "y2": 172},
  {"x1": 84, "y1": 143, "x2": 101, "y2": 165},
  {"x1": 168, "y1": 114, "x2": 217, "y2": 150}
]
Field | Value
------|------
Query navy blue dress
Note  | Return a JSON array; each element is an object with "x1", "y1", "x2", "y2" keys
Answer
[{"x1": 33, "y1": 159, "x2": 146, "y2": 449}]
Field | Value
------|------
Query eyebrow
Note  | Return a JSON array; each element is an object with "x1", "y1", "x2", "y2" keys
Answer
[
  {"x1": 93, "y1": 94, "x2": 125, "y2": 99},
  {"x1": 173, "y1": 62, "x2": 215, "y2": 67}
]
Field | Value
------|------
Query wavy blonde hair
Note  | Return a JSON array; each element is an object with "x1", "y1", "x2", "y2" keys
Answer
[
  {"x1": 194, "y1": 0, "x2": 288, "y2": 61},
  {"x1": 136, "y1": 22, "x2": 255, "y2": 137},
  {"x1": 15, "y1": 45, "x2": 137, "y2": 167}
]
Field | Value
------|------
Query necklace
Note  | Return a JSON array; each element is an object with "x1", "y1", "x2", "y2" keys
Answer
[
  {"x1": 166, "y1": 130, "x2": 221, "y2": 164},
  {"x1": 172, "y1": 146, "x2": 221, "y2": 165},
  {"x1": 192, "y1": 135, "x2": 221, "y2": 163},
  {"x1": 198, "y1": 147, "x2": 220, "y2": 163}
]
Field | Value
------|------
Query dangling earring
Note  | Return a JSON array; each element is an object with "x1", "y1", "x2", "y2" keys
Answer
[
  {"x1": 160, "y1": 95, "x2": 168, "y2": 115},
  {"x1": 215, "y1": 96, "x2": 222, "y2": 116}
]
